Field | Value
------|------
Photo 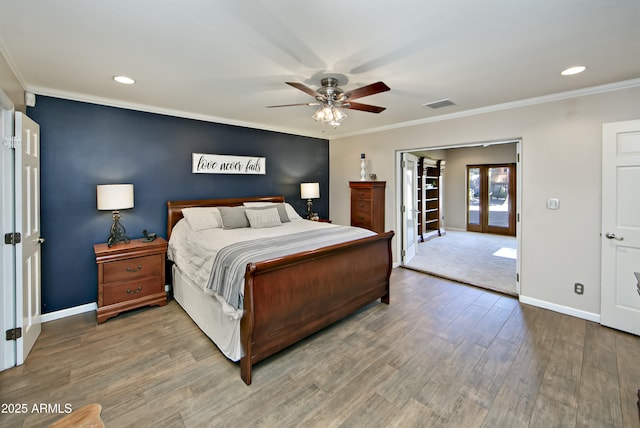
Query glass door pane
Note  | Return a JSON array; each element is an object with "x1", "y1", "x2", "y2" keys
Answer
[
  {"x1": 467, "y1": 163, "x2": 515, "y2": 236},
  {"x1": 468, "y1": 167, "x2": 480, "y2": 227},
  {"x1": 488, "y1": 166, "x2": 509, "y2": 228}
]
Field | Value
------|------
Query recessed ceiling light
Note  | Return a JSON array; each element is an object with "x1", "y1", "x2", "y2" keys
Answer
[
  {"x1": 113, "y1": 75, "x2": 135, "y2": 85},
  {"x1": 561, "y1": 66, "x2": 586, "y2": 76}
]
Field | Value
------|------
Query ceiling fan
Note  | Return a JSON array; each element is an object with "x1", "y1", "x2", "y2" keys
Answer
[{"x1": 267, "y1": 77, "x2": 390, "y2": 126}]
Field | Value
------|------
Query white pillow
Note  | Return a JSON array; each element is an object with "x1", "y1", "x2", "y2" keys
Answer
[
  {"x1": 181, "y1": 207, "x2": 222, "y2": 231},
  {"x1": 245, "y1": 207, "x2": 282, "y2": 228},
  {"x1": 283, "y1": 203, "x2": 303, "y2": 220}
]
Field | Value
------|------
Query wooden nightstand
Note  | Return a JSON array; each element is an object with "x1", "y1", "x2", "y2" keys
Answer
[{"x1": 94, "y1": 237, "x2": 168, "y2": 323}]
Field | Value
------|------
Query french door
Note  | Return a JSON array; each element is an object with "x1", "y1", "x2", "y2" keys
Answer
[{"x1": 467, "y1": 164, "x2": 516, "y2": 236}]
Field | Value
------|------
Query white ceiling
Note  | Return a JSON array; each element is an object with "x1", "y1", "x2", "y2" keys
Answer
[{"x1": 1, "y1": 0, "x2": 639, "y2": 139}]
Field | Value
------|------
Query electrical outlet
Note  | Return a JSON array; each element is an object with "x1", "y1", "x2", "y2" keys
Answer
[{"x1": 574, "y1": 283, "x2": 584, "y2": 295}]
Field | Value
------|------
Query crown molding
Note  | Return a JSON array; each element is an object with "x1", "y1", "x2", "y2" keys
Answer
[
  {"x1": 25, "y1": 77, "x2": 640, "y2": 142},
  {"x1": 26, "y1": 86, "x2": 327, "y2": 140},
  {"x1": 335, "y1": 78, "x2": 640, "y2": 139}
]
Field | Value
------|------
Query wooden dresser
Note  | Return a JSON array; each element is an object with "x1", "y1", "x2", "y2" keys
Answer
[
  {"x1": 350, "y1": 181, "x2": 386, "y2": 233},
  {"x1": 94, "y1": 237, "x2": 168, "y2": 323}
]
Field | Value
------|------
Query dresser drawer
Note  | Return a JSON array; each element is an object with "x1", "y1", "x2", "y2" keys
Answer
[
  {"x1": 351, "y1": 210, "x2": 371, "y2": 228},
  {"x1": 103, "y1": 254, "x2": 163, "y2": 283},
  {"x1": 102, "y1": 276, "x2": 163, "y2": 306},
  {"x1": 351, "y1": 218, "x2": 371, "y2": 229},
  {"x1": 351, "y1": 189, "x2": 372, "y2": 200},
  {"x1": 351, "y1": 199, "x2": 372, "y2": 213}
]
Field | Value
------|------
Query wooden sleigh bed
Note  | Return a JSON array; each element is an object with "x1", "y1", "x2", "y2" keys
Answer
[{"x1": 166, "y1": 195, "x2": 394, "y2": 384}]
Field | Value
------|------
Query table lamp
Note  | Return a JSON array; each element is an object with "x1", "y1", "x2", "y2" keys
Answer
[
  {"x1": 97, "y1": 184, "x2": 134, "y2": 247},
  {"x1": 300, "y1": 182, "x2": 320, "y2": 220}
]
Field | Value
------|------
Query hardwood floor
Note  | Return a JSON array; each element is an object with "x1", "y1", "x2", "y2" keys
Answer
[{"x1": 1, "y1": 268, "x2": 639, "y2": 427}]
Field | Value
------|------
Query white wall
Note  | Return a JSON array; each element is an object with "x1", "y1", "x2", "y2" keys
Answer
[{"x1": 329, "y1": 86, "x2": 640, "y2": 317}]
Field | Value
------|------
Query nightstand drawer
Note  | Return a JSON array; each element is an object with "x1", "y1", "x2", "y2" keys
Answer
[
  {"x1": 103, "y1": 254, "x2": 163, "y2": 283},
  {"x1": 102, "y1": 276, "x2": 163, "y2": 306}
]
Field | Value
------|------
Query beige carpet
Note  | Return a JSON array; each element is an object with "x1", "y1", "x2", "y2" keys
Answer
[{"x1": 405, "y1": 230, "x2": 517, "y2": 295}]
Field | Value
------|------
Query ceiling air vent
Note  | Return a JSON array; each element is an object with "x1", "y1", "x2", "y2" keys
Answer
[{"x1": 422, "y1": 99, "x2": 455, "y2": 109}]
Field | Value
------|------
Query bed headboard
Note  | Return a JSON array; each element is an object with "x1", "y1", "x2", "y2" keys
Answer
[{"x1": 166, "y1": 195, "x2": 286, "y2": 239}]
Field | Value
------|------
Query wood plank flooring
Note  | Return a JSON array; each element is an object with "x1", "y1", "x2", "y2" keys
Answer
[{"x1": 1, "y1": 268, "x2": 639, "y2": 427}]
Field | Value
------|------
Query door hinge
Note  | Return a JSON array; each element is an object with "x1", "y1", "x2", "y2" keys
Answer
[
  {"x1": 516, "y1": 273, "x2": 520, "y2": 282},
  {"x1": 517, "y1": 213, "x2": 520, "y2": 222},
  {"x1": 2, "y1": 136, "x2": 20, "y2": 149},
  {"x1": 6, "y1": 327, "x2": 22, "y2": 341},
  {"x1": 402, "y1": 249, "x2": 406, "y2": 257},
  {"x1": 517, "y1": 153, "x2": 520, "y2": 162},
  {"x1": 4, "y1": 232, "x2": 21, "y2": 245}
]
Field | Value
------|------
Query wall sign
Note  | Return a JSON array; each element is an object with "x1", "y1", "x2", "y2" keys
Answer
[{"x1": 192, "y1": 153, "x2": 266, "y2": 175}]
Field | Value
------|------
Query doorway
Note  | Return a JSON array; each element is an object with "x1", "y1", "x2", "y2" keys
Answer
[
  {"x1": 467, "y1": 164, "x2": 516, "y2": 236},
  {"x1": 398, "y1": 140, "x2": 521, "y2": 295}
]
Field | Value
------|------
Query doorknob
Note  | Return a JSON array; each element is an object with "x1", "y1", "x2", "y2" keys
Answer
[
  {"x1": 605, "y1": 232, "x2": 623, "y2": 241},
  {"x1": 37, "y1": 237, "x2": 45, "y2": 244}
]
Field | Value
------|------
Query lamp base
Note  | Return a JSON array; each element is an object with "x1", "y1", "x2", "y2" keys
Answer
[
  {"x1": 306, "y1": 199, "x2": 314, "y2": 220},
  {"x1": 107, "y1": 211, "x2": 131, "y2": 247}
]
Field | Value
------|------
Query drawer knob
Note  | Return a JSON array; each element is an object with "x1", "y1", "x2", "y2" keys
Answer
[
  {"x1": 126, "y1": 265, "x2": 143, "y2": 273},
  {"x1": 126, "y1": 286, "x2": 142, "y2": 294}
]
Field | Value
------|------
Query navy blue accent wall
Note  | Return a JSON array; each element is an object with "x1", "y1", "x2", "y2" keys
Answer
[{"x1": 28, "y1": 96, "x2": 329, "y2": 313}]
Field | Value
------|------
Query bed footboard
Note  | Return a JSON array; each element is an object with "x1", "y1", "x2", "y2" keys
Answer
[{"x1": 239, "y1": 230, "x2": 394, "y2": 385}]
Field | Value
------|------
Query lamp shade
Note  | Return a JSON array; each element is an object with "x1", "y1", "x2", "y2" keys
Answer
[
  {"x1": 97, "y1": 184, "x2": 134, "y2": 210},
  {"x1": 300, "y1": 182, "x2": 320, "y2": 199}
]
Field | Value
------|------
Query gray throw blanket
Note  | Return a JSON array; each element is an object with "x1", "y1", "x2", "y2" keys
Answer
[{"x1": 206, "y1": 226, "x2": 375, "y2": 310}]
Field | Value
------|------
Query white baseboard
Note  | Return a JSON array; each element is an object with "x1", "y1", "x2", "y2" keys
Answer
[
  {"x1": 41, "y1": 302, "x2": 96, "y2": 323},
  {"x1": 519, "y1": 295, "x2": 600, "y2": 323},
  {"x1": 443, "y1": 227, "x2": 465, "y2": 232}
]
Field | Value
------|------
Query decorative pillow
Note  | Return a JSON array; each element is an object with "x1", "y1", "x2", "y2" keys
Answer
[
  {"x1": 181, "y1": 207, "x2": 222, "y2": 230},
  {"x1": 283, "y1": 203, "x2": 303, "y2": 220},
  {"x1": 242, "y1": 201, "x2": 303, "y2": 221},
  {"x1": 242, "y1": 202, "x2": 290, "y2": 222},
  {"x1": 218, "y1": 206, "x2": 250, "y2": 229},
  {"x1": 245, "y1": 207, "x2": 283, "y2": 228}
]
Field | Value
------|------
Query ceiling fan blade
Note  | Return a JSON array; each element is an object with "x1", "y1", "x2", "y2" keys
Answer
[
  {"x1": 285, "y1": 82, "x2": 321, "y2": 98},
  {"x1": 344, "y1": 81, "x2": 390, "y2": 100},
  {"x1": 343, "y1": 101, "x2": 386, "y2": 113},
  {"x1": 266, "y1": 102, "x2": 320, "y2": 108}
]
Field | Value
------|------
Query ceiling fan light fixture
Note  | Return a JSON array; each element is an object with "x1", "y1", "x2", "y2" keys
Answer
[
  {"x1": 312, "y1": 105, "x2": 346, "y2": 124},
  {"x1": 333, "y1": 106, "x2": 347, "y2": 122}
]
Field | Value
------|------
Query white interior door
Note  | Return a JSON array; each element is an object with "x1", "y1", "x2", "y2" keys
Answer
[
  {"x1": 15, "y1": 112, "x2": 42, "y2": 364},
  {"x1": 601, "y1": 119, "x2": 640, "y2": 336},
  {"x1": 402, "y1": 153, "x2": 418, "y2": 264}
]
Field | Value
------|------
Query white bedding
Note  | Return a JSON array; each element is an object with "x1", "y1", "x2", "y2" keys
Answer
[
  {"x1": 168, "y1": 217, "x2": 350, "y2": 286},
  {"x1": 168, "y1": 218, "x2": 371, "y2": 317},
  {"x1": 168, "y1": 211, "x2": 376, "y2": 361}
]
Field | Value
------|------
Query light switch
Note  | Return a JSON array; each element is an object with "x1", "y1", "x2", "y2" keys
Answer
[{"x1": 546, "y1": 198, "x2": 560, "y2": 210}]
